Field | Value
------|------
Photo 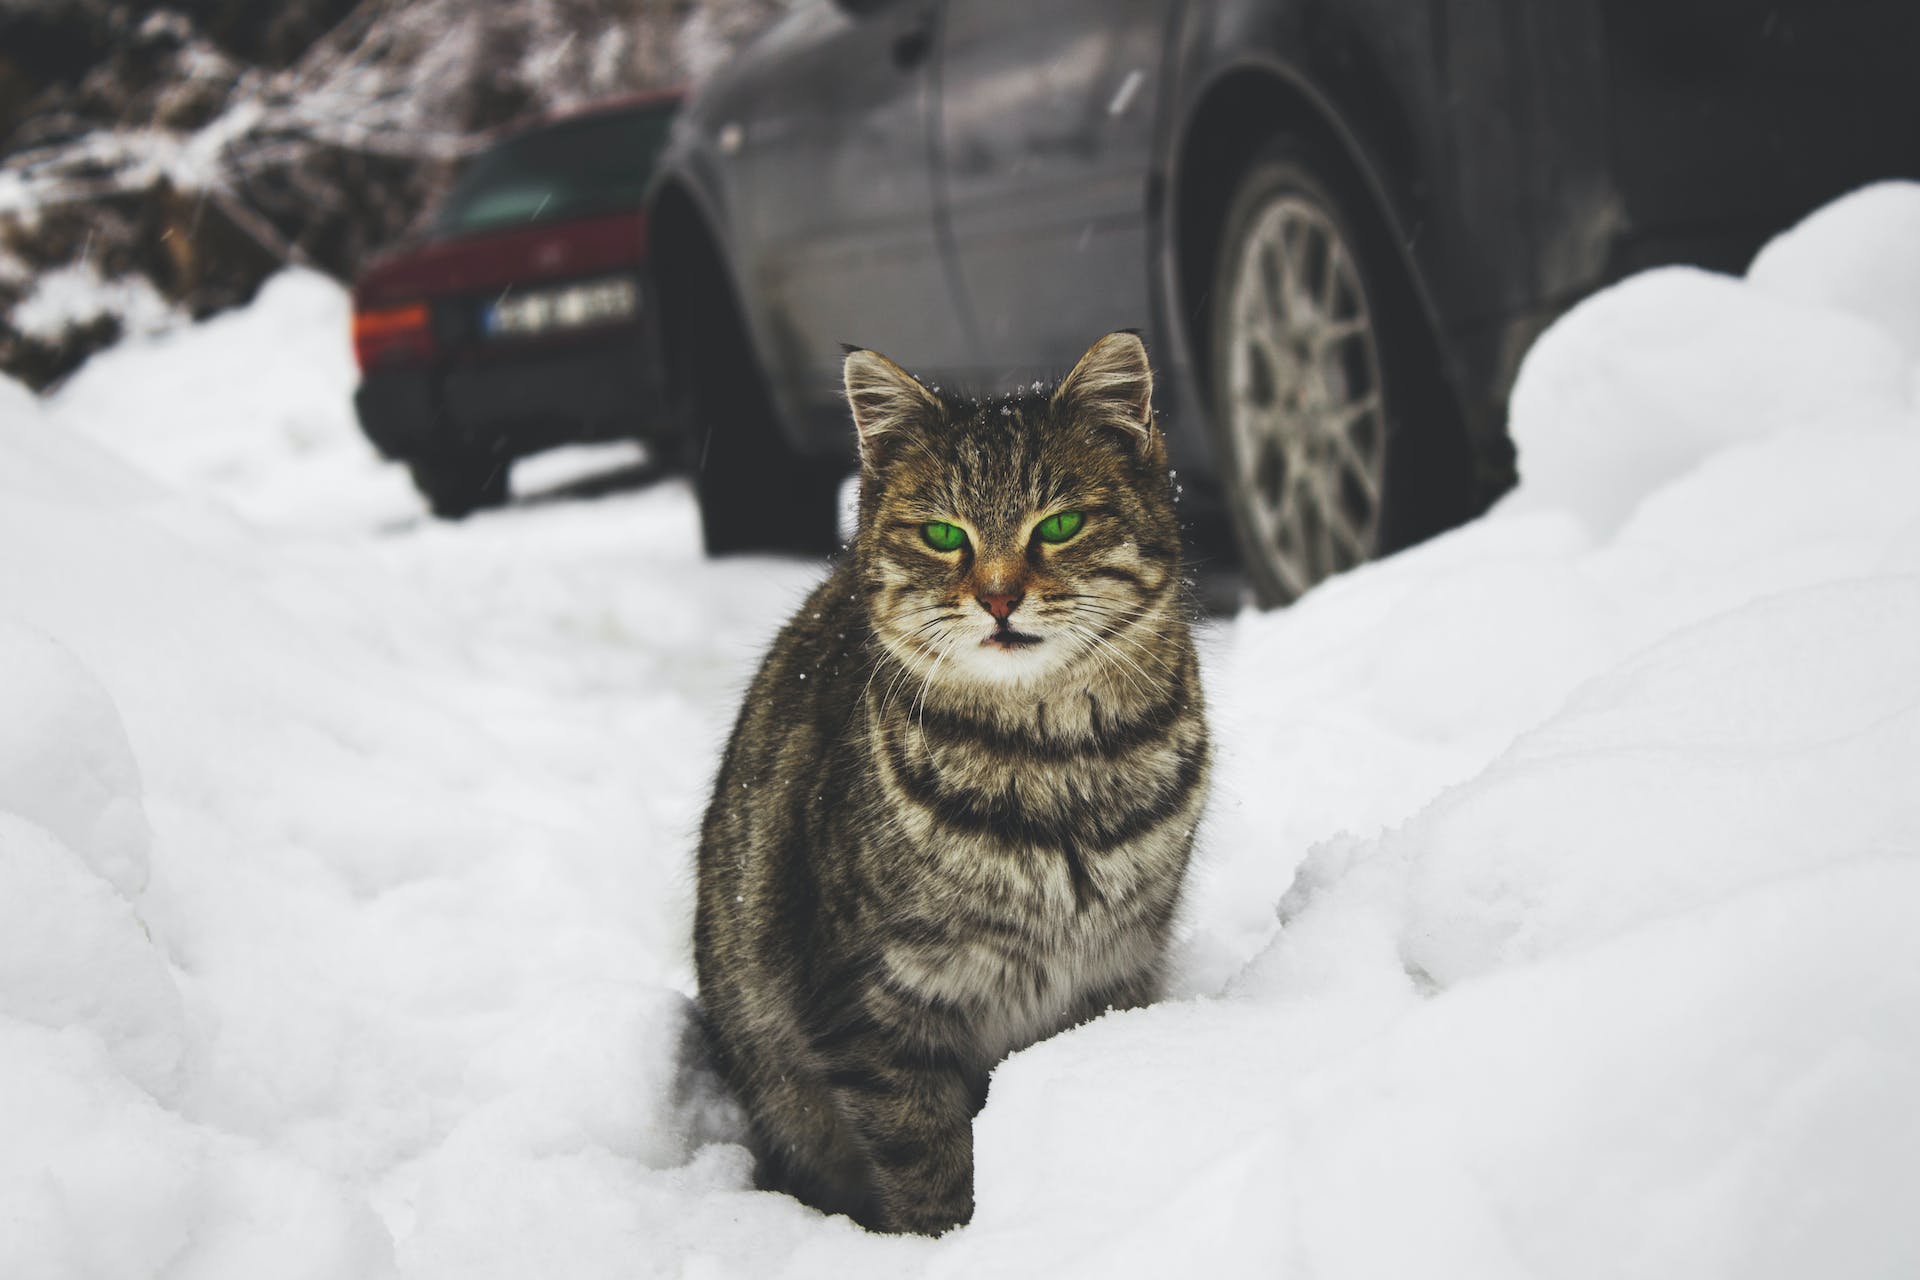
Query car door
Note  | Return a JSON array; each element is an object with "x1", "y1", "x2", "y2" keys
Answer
[
  {"x1": 934, "y1": 0, "x2": 1177, "y2": 386},
  {"x1": 730, "y1": 0, "x2": 965, "y2": 439}
]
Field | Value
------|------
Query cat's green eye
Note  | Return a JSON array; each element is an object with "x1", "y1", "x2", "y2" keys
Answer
[
  {"x1": 1036, "y1": 511, "x2": 1085, "y2": 544},
  {"x1": 922, "y1": 521, "x2": 968, "y2": 552}
]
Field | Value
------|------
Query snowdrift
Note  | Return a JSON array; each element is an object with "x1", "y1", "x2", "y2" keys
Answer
[{"x1": 3, "y1": 184, "x2": 1917, "y2": 1277}]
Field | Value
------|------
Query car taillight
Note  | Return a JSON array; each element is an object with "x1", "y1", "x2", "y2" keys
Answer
[{"x1": 352, "y1": 302, "x2": 434, "y2": 373}]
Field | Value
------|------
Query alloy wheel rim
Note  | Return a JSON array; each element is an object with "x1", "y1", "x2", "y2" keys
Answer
[{"x1": 1223, "y1": 194, "x2": 1387, "y2": 600}]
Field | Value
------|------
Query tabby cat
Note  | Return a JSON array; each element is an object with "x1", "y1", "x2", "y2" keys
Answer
[{"x1": 693, "y1": 332, "x2": 1210, "y2": 1235}]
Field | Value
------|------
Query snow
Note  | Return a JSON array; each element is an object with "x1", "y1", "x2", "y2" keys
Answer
[
  {"x1": 1749, "y1": 181, "x2": 1920, "y2": 363},
  {"x1": 42, "y1": 268, "x2": 419, "y2": 534},
  {"x1": 3, "y1": 183, "x2": 1919, "y2": 1277},
  {"x1": 1497, "y1": 265, "x2": 1913, "y2": 537},
  {"x1": 8, "y1": 261, "x2": 186, "y2": 344}
]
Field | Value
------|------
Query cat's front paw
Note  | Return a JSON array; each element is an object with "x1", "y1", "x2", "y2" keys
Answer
[{"x1": 882, "y1": 1189, "x2": 973, "y2": 1238}]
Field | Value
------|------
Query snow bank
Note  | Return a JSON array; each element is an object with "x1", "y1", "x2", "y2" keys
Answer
[
  {"x1": 1156, "y1": 185, "x2": 1920, "y2": 1276},
  {"x1": 43, "y1": 268, "x2": 418, "y2": 532},
  {"x1": 3, "y1": 184, "x2": 1918, "y2": 1277},
  {"x1": 1500, "y1": 267, "x2": 1912, "y2": 537},
  {"x1": 1749, "y1": 181, "x2": 1920, "y2": 362},
  {"x1": 0, "y1": 451, "x2": 402, "y2": 1274},
  {"x1": 2, "y1": 323, "x2": 822, "y2": 1275},
  {"x1": 0, "y1": 621, "x2": 151, "y2": 897}
]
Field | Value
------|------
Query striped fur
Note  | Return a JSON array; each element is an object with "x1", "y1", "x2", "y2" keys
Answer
[{"x1": 694, "y1": 333, "x2": 1210, "y2": 1235}]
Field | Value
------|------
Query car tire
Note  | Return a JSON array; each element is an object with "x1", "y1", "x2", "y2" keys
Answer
[
  {"x1": 691, "y1": 388, "x2": 842, "y2": 556},
  {"x1": 682, "y1": 306, "x2": 841, "y2": 557},
  {"x1": 410, "y1": 452, "x2": 510, "y2": 520},
  {"x1": 1205, "y1": 135, "x2": 1467, "y2": 606}
]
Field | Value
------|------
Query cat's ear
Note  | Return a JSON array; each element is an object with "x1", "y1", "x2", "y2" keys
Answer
[
  {"x1": 1052, "y1": 331, "x2": 1158, "y2": 453},
  {"x1": 843, "y1": 346, "x2": 942, "y2": 467}
]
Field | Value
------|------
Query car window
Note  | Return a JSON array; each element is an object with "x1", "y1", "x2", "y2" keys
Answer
[{"x1": 433, "y1": 105, "x2": 675, "y2": 236}]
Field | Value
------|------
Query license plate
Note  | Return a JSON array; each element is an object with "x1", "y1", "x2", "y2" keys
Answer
[{"x1": 484, "y1": 276, "x2": 637, "y2": 338}]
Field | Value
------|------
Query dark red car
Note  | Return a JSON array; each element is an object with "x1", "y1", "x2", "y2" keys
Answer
[{"x1": 352, "y1": 92, "x2": 681, "y2": 517}]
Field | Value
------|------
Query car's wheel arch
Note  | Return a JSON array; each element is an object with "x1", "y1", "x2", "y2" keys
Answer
[
  {"x1": 647, "y1": 179, "x2": 723, "y2": 417},
  {"x1": 1168, "y1": 58, "x2": 1456, "y2": 426},
  {"x1": 647, "y1": 173, "x2": 809, "y2": 456}
]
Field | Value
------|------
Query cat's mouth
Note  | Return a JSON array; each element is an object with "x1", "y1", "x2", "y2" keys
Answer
[{"x1": 982, "y1": 629, "x2": 1043, "y2": 650}]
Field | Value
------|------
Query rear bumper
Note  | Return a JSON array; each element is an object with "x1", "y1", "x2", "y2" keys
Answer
[{"x1": 355, "y1": 324, "x2": 668, "y2": 462}]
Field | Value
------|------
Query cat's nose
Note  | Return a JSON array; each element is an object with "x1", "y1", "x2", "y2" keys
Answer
[{"x1": 977, "y1": 589, "x2": 1023, "y2": 622}]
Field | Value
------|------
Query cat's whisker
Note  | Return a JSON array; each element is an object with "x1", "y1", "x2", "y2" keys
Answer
[
  {"x1": 1059, "y1": 619, "x2": 1155, "y2": 705},
  {"x1": 879, "y1": 641, "x2": 936, "y2": 721},
  {"x1": 1077, "y1": 609, "x2": 1180, "y2": 677},
  {"x1": 868, "y1": 623, "x2": 948, "y2": 724},
  {"x1": 1063, "y1": 598, "x2": 1181, "y2": 672},
  {"x1": 912, "y1": 631, "x2": 965, "y2": 755},
  {"x1": 1094, "y1": 620, "x2": 1181, "y2": 686},
  {"x1": 855, "y1": 643, "x2": 898, "y2": 721},
  {"x1": 1079, "y1": 613, "x2": 1168, "y2": 698},
  {"x1": 897, "y1": 600, "x2": 963, "y2": 619},
  {"x1": 887, "y1": 622, "x2": 956, "y2": 718},
  {"x1": 1055, "y1": 598, "x2": 1149, "y2": 640},
  {"x1": 857, "y1": 612, "x2": 955, "y2": 717}
]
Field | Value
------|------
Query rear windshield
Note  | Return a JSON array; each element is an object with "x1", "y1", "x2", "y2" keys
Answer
[{"x1": 432, "y1": 105, "x2": 675, "y2": 236}]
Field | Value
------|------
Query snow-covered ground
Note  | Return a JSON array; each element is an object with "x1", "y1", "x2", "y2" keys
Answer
[{"x1": 4, "y1": 184, "x2": 1918, "y2": 1278}]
